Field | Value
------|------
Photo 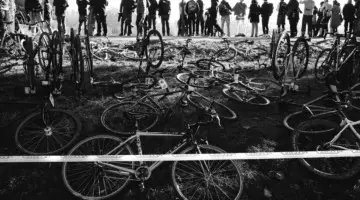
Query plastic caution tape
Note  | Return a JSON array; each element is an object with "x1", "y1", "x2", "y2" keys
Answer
[{"x1": 0, "y1": 150, "x2": 360, "y2": 163}]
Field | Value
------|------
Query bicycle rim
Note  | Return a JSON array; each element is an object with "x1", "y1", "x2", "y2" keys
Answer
[
  {"x1": 272, "y1": 32, "x2": 290, "y2": 80},
  {"x1": 186, "y1": 94, "x2": 237, "y2": 119},
  {"x1": 213, "y1": 47, "x2": 237, "y2": 62},
  {"x1": 314, "y1": 49, "x2": 334, "y2": 82},
  {"x1": 62, "y1": 135, "x2": 133, "y2": 200},
  {"x1": 283, "y1": 111, "x2": 340, "y2": 133},
  {"x1": 293, "y1": 119, "x2": 360, "y2": 179},
  {"x1": 146, "y1": 30, "x2": 164, "y2": 68},
  {"x1": 292, "y1": 37, "x2": 309, "y2": 79},
  {"x1": 51, "y1": 30, "x2": 63, "y2": 74},
  {"x1": 101, "y1": 102, "x2": 159, "y2": 135},
  {"x1": 37, "y1": 32, "x2": 51, "y2": 72},
  {"x1": 172, "y1": 144, "x2": 243, "y2": 200},
  {"x1": 15, "y1": 109, "x2": 81, "y2": 155},
  {"x1": 222, "y1": 85, "x2": 270, "y2": 106}
]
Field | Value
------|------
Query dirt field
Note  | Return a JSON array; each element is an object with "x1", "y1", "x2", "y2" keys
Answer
[{"x1": 0, "y1": 37, "x2": 360, "y2": 200}]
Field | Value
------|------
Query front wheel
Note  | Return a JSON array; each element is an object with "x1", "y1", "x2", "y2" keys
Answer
[
  {"x1": 15, "y1": 109, "x2": 81, "y2": 155},
  {"x1": 146, "y1": 30, "x2": 164, "y2": 68},
  {"x1": 293, "y1": 119, "x2": 360, "y2": 180},
  {"x1": 172, "y1": 144, "x2": 244, "y2": 200},
  {"x1": 62, "y1": 135, "x2": 134, "y2": 200},
  {"x1": 213, "y1": 47, "x2": 237, "y2": 61},
  {"x1": 292, "y1": 37, "x2": 309, "y2": 79},
  {"x1": 314, "y1": 48, "x2": 334, "y2": 82}
]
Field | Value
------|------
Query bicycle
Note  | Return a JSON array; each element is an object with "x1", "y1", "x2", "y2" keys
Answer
[
  {"x1": 62, "y1": 110, "x2": 243, "y2": 200},
  {"x1": 102, "y1": 68, "x2": 236, "y2": 135},
  {"x1": 292, "y1": 82, "x2": 360, "y2": 180}
]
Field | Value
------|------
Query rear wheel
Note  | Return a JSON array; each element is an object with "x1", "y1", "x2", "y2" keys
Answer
[
  {"x1": 187, "y1": 94, "x2": 237, "y2": 120},
  {"x1": 172, "y1": 144, "x2": 243, "y2": 200},
  {"x1": 293, "y1": 119, "x2": 360, "y2": 180},
  {"x1": 146, "y1": 30, "x2": 164, "y2": 68},
  {"x1": 314, "y1": 48, "x2": 334, "y2": 82},
  {"x1": 292, "y1": 37, "x2": 309, "y2": 79},
  {"x1": 272, "y1": 32, "x2": 290, "y2": 80},
  {"x1": 101, "y1": 102, "x2": 159, "y2": 135},
  {"x1": 37, "y1": 32, "x2": 51, "y2": 72},
  {"x1": 62, "y1": 135, "x2": 134, "y2": 200}
]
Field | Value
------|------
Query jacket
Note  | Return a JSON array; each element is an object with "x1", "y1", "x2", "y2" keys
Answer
[
  {"x1": 233, "y1": 2, "x2": 246, "y2": 16},
  {"x1": 77, "y1": 0, "x2": 89, "y2": 15},
  {"x1": 261, "y1": 2, "x2": 272, "y2": 17},
  {"x1": 137, "y1": 0, "x2": 144, "y2": 14},
  {"x1": 147, "y1": 0, "x2": 158, "y2": 15},
  {"x1": 25, "y1": 0, "x2": 42, "y2": 12},
  {"x1": 44, "y1": 2, "x2": 52, "y2": 20},
  {"x1": 249, "y1": 2, "x2": 261, "y2": 23},
  {"x1": 330, "y1": 4, "x2": 342, "y2": 29},
  {"x1": 219, "y1": 1, "x2": 232, "y2": 17},
  {"x1": 158, "y1": 0, "x2": 170, "y2": 16},
  {"x1": 197, "y1": 0, "x2": 204, "y2": 15},
  {"x1": 299, "y1": 0, "x2": 315, "y2": 16},
  {"x1": 286, "y1": 0, "x2": 300, "y2": 20},
  {"x1": 277, "y1": 2, "x2": 287, "y2": 16},
  {"x1": 343, "y1": 3, "x2": 355, "y2": 21},
  {"x1": 120, "y1": 0, "x2": 135, "y2": 14}
]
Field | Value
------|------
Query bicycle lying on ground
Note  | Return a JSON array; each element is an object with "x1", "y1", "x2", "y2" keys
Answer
[{"x1": 62, "y1": 108, "x2": 243, "y2": 200}]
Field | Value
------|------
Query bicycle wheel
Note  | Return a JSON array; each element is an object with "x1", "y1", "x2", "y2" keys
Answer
[
  {"x1": 101, "y1": 102, "x2": 159, "y2": 135},
  {"x1": 15, "y1": 109, "x2": 81, "y2": 155},
  {"x1": 51, "y1": 30, "x2": 63, "y2": 75},
  {"x1": 292, "y1": 37, "x2": 309, "y2": 79},
  {"x1": 247, "y1": 78, "x2": 283, "y2": 99},
  {"x1": 172, "y1": 144, "x2": 243, "y2": 200},
  {"x1": 186, "y1": 94, "x2": 237, "y2": 119},
  {"x1": 196, "y1": 59, "x2": 226, "y2": 71},
  {"x1": 213, "y1": 47, "x2": 237, "y2": 62},
  {"x1": 293, "y1": 119, "x2": 360, "y2": 180},
  {"x1": 146, "y1": 30, "x2": 164, "y2": 68},
  {"x1": 272, "y1": 32, "x2": 290, "y2": 80},
  {"x1": 176, "y1": 72, "x2": 212, "y2": 88},
  {"x1": 62, "y1": 135, "x2": 134, "y2": 200},
  {"x1": 222, "y1": 84, "x2": 271, "y2": 106},
  {"x1": 37, "y1": 32, "x2": 51, "y2": 72},
  {"x1": 314, "y1": 48, "x2": 335, "y2": 82},
  {"x1": 283, "y1": 111, "x2": 340, "y2": 134},
  {"x1": 113, "y1": 75, "x2": 158, "y2": 99}
]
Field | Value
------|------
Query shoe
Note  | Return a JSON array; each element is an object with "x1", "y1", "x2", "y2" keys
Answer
[
  {"x1": 119, "y1": 33, "x2": 123, "y2": 36},
  {"x1": 103, "y1": 33, "x2": 107, "y2": 36},
  {"x1": 95, "y1": 33, "x2": 101, "y2": 36}
]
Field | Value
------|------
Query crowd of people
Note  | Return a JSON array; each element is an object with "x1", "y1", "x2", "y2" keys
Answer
[{"x1": 1, "y1": 0, "x2": 360, "y2": 39}]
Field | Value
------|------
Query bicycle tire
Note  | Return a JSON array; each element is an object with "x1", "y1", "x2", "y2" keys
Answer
[
  {"x1": 283, "y1": 110, "x2": 340, "y2": 134},
  {"x1": 112, "y1": 75, "x2": 158, "y2": 99},
  {"x1": 146, "y1": 29, "x2": 164, "y2": 68},
  {"x1": 292, "y1": 37, "x2": 309, "y2": 79},
  {"x1": 51, "y1": 30, "x2": 63, "y2": 75},
  {"x1": 196, "y1": 59, "x2": 226, "y2": 71},
  {"x1": 15, "y1": 108, "x2": 81, "y2": 155},
  {"x1": 101, "y1": 102, "x2": 159, "y2": 135},
  {"x1": 186, "y1": 94, "x2": 237, "y2": 120},
  {"x1": 37, "y1": 32, "x2": 51, "y2": 72},
  {"x1": 222, "y1": 84, "x2": 271, "y2": 106},
  {"x1": 272, "y1": 32, "x2": 290, "y2": 80},
  {"x1": 75, "y1": 35, "x2": 85, "y2": 90},
  {"x1": 172, "y1": 144, "x2": 243, "y2": 200},
  {"x1": 314, "y1": 48, "x2": 334, "y2": 82},
  {"x1": 62, "y1": 135, "x2": 134, "y2": 200},
  {"x1": 213, "y1": 47, "x2": 237, "y2": 62},
  {"x1": 293, "y1": 119, "x2": 360, "y2": 180},
  {"x1": 176, "y1": 72, "x2": 213, "y2": 88}
]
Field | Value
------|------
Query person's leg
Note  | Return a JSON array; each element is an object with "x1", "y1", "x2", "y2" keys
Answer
[
  {"x1": 78, "y1": 16, "x2": 83, "y2": 35},
  {"x1": 161, "y1": 16, "x2": 165, "y2": 35},
  {"x1": 126, "y1": 14, "x2": 132, "y2": 35},
  {"x1": 166, "y1": 18, "x2": 170, "y2": 36},
  {"x1": 200, "y1": 15, "x2": 204, "y2": 35},
  {"x1": 100, "y1": 8, "x2": 107, "y2": 36},
  {"x1": 350, "y1": 20, "x2": 354, "y2": 35},
  {"x1": 221, "y1": 16, "x2": 225, "y2": 34},
  {"x1": 265, "y1": 17, "x2": 269, "y2": 34},
  {"x1": 193, "y1": 17, "x2": 196, "y2": 35},
  {"x1": 153, "y1": 16, "x2": 156, "y2": 30},
  {"x1": 196, "y1": 15, "x2": 199, "y2": 35},
  {"x1": 308, "y1": 16, "x2": 313, "y2": 37},
  {"x1": 301, "y1": 16, "x2": 306, "y2": 36},
  {"x1": 226, "y1": 15, "x2": 230, "y2": 37},
  {"x1": 255, "y1": 23, "x2": 258, "y2": 37}
]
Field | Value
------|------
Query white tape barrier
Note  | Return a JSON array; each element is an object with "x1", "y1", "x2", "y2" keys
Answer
[{"x1": 1, "y1": 150, "x2": 360, "y2": 163}]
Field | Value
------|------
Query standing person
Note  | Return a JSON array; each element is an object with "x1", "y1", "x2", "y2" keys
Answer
[
  {"x1": 260, "y1": 0, "x2": 273, "y2": 35},
  {"x1": 196, "y1": 0, "x2": 205, "y2": 36},
  {"x1": 43, "y1": 0, "x2": 52, "y2": 31},
  {"x1": 88, "y1": 0, "x2": 96, "y2": 36},
  {"x1": 249, "y1": 0, "x2": 261, "y2": 37},
  {"x1": 233, "y1": 0, "x2": 247, "y2": 37},
  {"x1": 287, "y1": 0, "x2": 300, "y2": 37},
  {"x1": 120, "y1": 0, "x2": 136, "y2": 36},
  {"x1": 94, "y1": 0, "x2": 108, "y2": 36},
  {"x1": 185, "y1": 0, "x2": 199, "y2": 36},
  {"x1": 136, "y1": 0, "x2": 145, "y2": 36},
  {"x1": 318, "y1": 0, "x2": 332, "y2": 37},
  {"x1": 312, "y1": 6, "x2": 318, "y2": 37},
  {"x1": 219, "y1": 0, "x2": 232, "y2": 37},
  {"x1": 277, "y1": 0, "x2": 287, "y2": 31},
  {"x1": 53, "y1": 0, "x2": 69, "y2": 35},
  {"x1": 343, "y1": 0, "x2": 355, "y2": 36},
  {"x1": 208, "y1": 0, "x2": 224, "y2": 37},
  {"x1": 25, "y1": 0, "x2": 43, "y2": 33},
  {"x1": 158, "y1": 0, "x2": 171, "y2": 36},
  {"x1": 147, "y1": 0, "x2": 158, "y2": 30},
  {"x1": 315, "y1": 1, "x2": 324, "y2": 36},
  {"x1": 77, "y1": 0, "x2": 89, "y2": 35},
  {"x1": 299, "y1": 0, "x2": 315, "y2": 38},
  {"x1": 330, "y1": 0, "x2": 342, "y2": 34},
  {"x1": 178, "y1": 0, "x2": 187, "y2": 36}
]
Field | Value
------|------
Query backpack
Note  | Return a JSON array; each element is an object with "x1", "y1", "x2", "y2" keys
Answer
[
  {"x1": 219, "y1": 2, "x2": 229, "y2": 16},
  {"x1": 187, "y1": 0, "x2": 198, "y2": 15}
]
